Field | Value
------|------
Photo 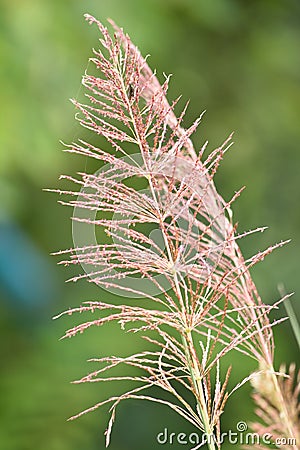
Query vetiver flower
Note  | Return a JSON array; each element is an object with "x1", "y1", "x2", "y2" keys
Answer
[{"x1": 52, "y1": 15, "x2": 299, "y2": 449}]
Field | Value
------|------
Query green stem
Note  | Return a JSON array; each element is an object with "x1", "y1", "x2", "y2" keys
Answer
[
  {"x1": 182, "y1": 331, "x2": 216, "y2": 450},
  {"x1": 147, "y1": 158, "x2": 217, "y2": 450},
  {"x1": 117, "y1": 61, "x2": 217, "y2": 449},
  {"x1": 148, "y1": 177, "x2": 217, "y2": 449}
]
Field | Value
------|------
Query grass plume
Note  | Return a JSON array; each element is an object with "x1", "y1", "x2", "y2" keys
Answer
[{"x1": 53, "y1": 15, "x2": 299, "y2": 449}]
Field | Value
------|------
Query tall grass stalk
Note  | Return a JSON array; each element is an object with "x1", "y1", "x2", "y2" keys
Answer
[{"x1": 53, "y1": 15, "x2": 299, "y2": 449}]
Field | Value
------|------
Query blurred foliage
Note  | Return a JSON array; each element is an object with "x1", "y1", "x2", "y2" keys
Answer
[{"x1": 0, "y1": 1, "x2": 299, "y2": 449}]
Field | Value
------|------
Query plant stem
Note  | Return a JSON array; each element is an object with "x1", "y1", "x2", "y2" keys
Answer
[
  {"x1": 149, "y1": 174, "x2": 217, "y2": 449},
  {"x1": 118, "y1": 61, "x2": 217, "y2": 449},
  {"x1": 148, "y1": 176, "x2": 217, "y2": 448},
  {"x1": 183, "y1": 331, "x2": 217, "y2": 450}
]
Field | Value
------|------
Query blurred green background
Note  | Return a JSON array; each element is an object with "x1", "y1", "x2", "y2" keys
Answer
[{"x1": 0, "y1": 1, "x2": 299, "y2": 449}]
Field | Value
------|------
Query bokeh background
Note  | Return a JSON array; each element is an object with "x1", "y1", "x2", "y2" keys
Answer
[{"x1": 0, "y1": 1, "x2": 299, "y2": 449}]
